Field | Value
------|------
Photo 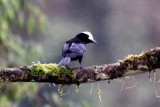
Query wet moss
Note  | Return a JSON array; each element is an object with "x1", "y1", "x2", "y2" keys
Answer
[
  {"x1": 120, "y1": 48, "x2": 160, "y2": 72},
  {"x1": 28, "y1": 62, "x2": 76, "y2": 79}
]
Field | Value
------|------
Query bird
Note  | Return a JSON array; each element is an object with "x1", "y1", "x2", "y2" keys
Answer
[{"x1": 58, "y1": 31, "x2": 96, "y2": 67}]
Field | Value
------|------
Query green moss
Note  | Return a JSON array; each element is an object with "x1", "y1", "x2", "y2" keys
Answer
[
  {"x1": 121, "y1": 48, "x2": 160, "y2": 71},
  {"x1": 28, "y1": 62, "x2": 76, "y2": 79},
  {"x1": 125, "y1": 54, "x2": 137, "y2": 62}
]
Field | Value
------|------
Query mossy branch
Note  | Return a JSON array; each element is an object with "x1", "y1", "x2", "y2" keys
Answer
[{"x1": 0, "y1": 47, "x2": 160, "y2": 84}]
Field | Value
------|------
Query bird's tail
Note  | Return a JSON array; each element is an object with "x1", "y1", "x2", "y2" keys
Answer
[{"x1": 58, "y1": 57, "x2": 71, "y2": 66}]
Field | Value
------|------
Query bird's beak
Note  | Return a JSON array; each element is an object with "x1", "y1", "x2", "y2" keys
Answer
[
  {"x1": 87, "y1": 33, "x2": 97, "y2": 43},
  {"x1": 91, "y1": 39, "x2": 97, "y2": 43},
  {"x1": 88, "y1": 38, "x2": 97, "y2": 43}
]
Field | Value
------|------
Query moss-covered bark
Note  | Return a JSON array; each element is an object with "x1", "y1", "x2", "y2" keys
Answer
[
  {"x1": 29, "y1": 63, "x2": 75, "y2": 79},
  {"x1": 0, "y1": 47, "x2": 160, "y2": 84}
]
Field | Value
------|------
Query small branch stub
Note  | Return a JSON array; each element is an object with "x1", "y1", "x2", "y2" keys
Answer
[{"x1": 0, "y1": 47, "x2": 160, "y2": 84}]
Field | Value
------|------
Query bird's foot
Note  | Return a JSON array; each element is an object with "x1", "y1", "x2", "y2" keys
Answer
[
  {"x1": 80, "y1": 64, "x2": 84, "y2": 69},
  {"x1": 66, "y1": 66, "x2": 72, "y2": 70}
]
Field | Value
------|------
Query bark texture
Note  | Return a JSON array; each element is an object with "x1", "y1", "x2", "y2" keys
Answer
[{"x1": 0, "y1": 47, "x2": 160, "y2": 85}]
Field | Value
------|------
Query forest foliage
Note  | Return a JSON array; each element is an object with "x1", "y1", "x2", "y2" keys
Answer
[
  {"x1": 0, "y1": 0, "x2": 46, "y2": 106},
  {"x1": 0, "y1": 0, "x2": 45, "y2": 67}
]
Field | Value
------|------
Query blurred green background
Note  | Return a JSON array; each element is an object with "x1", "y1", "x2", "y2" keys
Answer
[{"x1": 0, "y1": 0, "x2": 160, "y2": 107}]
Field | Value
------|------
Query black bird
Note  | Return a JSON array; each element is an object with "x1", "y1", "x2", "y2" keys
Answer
[{"x1": 58, "y1": 31, "x2": 96, "y2": 67}]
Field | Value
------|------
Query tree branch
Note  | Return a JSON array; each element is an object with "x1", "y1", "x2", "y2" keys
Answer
[{"x1": 0, "y1": 47, "x2": 160, "y2": 85}]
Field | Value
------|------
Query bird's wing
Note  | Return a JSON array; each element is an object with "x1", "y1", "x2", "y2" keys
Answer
[
  {"x1": 69, "y1": 43, "x2": 86, "y2": 55},
  {"x1": 62, "y1": 42, "x2": 86, "y2": 57},
  {"x1": 62, "y1": 43, "x2": 70, "y2": 57}
]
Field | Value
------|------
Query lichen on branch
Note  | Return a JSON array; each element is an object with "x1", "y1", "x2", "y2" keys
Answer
[{"x1": 0, "y1": 47, "x2": 160, "y2": 84}]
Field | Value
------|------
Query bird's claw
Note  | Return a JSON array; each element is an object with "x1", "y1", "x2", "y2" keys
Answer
[
  {"x1": 66, "y1": 66, "x2": 71, "y2": 70},
  {"x1": 80, "y1": 64, "x2": 84, "y2": 68}
]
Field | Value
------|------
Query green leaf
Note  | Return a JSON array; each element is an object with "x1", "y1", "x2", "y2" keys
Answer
[
  {"x1": 17, "y1": 12, "x2": 24, "y2": 28},
  {"x1": 6, "y1": 7, "x2": 15, "y2": 22},
  {"x1": 27, "y1": 16, "x2": 36, "y2": 33},
  {"x1": 39, "y1": 20, "x2": 45, "y2": 32},
  {"x1": 0, "y1": 31, "x2": 8, "y2": 42},
  {"x1": 10, "y1": 0, "x2": 20, "y2": 10}
]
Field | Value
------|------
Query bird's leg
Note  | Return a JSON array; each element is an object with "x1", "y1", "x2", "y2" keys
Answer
[
  {"x1": 80, "y1": 63, "x2": 84, "y2": 68},
  {"x1": 66, "y1": 65, "x2": 71, "y2": 70},
  {"x1": 79, "y1": 57, "x2": 83, "y2": 68}
]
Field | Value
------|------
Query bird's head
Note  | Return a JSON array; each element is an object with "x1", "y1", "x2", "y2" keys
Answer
[{"x1": 76, "y1": 31, "x2": 96, "y2": 44}]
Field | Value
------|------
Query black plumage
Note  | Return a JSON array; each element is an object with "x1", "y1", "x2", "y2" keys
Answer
[{"x1": 58, "y1": 31, "x2": 96, "y2": 67}]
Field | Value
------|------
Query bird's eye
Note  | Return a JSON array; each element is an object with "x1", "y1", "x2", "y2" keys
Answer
[{"x1": 87, "y1": 35, "x2": 89, "y2": 38}]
